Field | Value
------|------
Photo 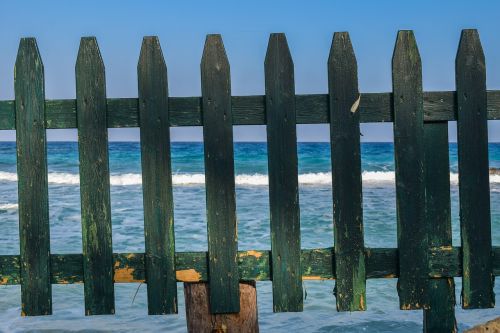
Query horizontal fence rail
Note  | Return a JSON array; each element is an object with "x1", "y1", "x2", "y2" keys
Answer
[
  {"x1": 1, "y1": 91, "x2": 500, "y2": 130},
  {"x1": 1, "y1": 247, "x2": 500, "y2": 284},
  {"x1": 0, "y1": 28, "x2": 498, "y2": 332}
]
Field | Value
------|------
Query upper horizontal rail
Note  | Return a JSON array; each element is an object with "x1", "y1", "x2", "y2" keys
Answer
[{"x1": 1, "y1": 90, "x2": 500, "y2": 130}]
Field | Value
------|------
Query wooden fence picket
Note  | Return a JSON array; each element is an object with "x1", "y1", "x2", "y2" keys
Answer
[
  {"x1": 138, "y1": 36, "x2": 177, "y2": 315},
  {"x1": 265, "y1": 33, "x2": 303, "y2": 312},
  {"x1": 456, "y1": 29, "x2": 494, "y2": 309},
  {"x1": 328, "y1": 32, "x2": 366, "y2": 312},
  {"x1": 76, "y1": 37, "x2": 115, "y2": 315},
  {"x1": 15, "y1": 38, "x2": 52, "y2": 316},
  {"x1": 201, "y1": 34, "x2": 240, "y2": 314},
  {"x1": 392, "y1": 30, "x2": 428, "y2": 310}
]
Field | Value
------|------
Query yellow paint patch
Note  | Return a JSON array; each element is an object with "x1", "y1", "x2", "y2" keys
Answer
[
  {"x1": 434, "y1": 246, "x2": 453, "y2": 252},
  {"x1": 114, "y1": 267, "x2": 143, "y2": 283},
  {"x1": 401, "y1": 303, "x2": 412, "y2": 310},
  {"x1": 463, "y1": 298, "x2": 469, "y2": 308},
  {"x1": 240, "y1": 250, "x2": 262, "y2": 259},
  {"x1": 401, "y1": 303, "x2": 421, "y2": 310},
  {"x1": 57, "y1": 279, "x2": 70, "y2": 284},
  {"x1": 302, "y1": 276, "x2": 329, "y2": 280},
  {"x1": 176, "y1": 269, "x2": 201, "y2": 282}
]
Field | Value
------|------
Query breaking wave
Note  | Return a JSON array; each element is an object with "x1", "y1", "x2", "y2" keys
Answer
[
  {"x1": 0, "y1": 203, "x2": 18, "y2": 210},
  {"x1": 0, "y1": 170, "x2": 499, "y2": 186}
]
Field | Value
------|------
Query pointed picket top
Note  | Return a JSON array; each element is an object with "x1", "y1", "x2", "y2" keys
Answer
[
  {"x1": 139, "y1": 36, "x2": 167, "y2": 75},
  {"x1": 15, "y1": 38, "x2": 44, "y2": 83},
  {"x1": 328, "y1": 32, "x2": 358, "y2": 109},
  {"x1": 265, "y1": 33, "x2": 294, "y2": 79},
  {"x1": 328, "y1": 32, "x2": 357, "y2": 73},
  {"x1": 392, "y1": 30, "x2": 421, "y2": 77},
  {"x1": 76, "y1": 37, "x2": 105, "y2": 74},
  {"x1": 201, "y1": 34, "x2": 230, "y2": 75},
  {"x1": 456, "y1": 29, "x2": 485, "y2": 73}
]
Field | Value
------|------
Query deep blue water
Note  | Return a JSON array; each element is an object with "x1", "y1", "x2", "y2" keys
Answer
[{"x1": 0, "y1": 142, "x2": 499, "y2": 332}]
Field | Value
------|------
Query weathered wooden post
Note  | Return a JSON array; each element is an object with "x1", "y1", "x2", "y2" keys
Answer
[
  {"x1": 183, "y1": 34, "x2": 259, "y2": 332},
  {"x1": 76, "y1": 37, "x2": 115, "y2": 315},
  {"x1": 184, "y1": 282, "x2": 259, "y2": 333},
  {"x1": 328, "y1": 32, "x2": 366, "y2": 312},
  {"x1": 423, "y1": 122, "x2": 457, "y2": 332},
  {"x1": 15, "y1": 37, "x2": 52, "y2": 316},
  {"x1": 456, "y1": 29, "x2": 493, "y2": 309},
  {"x1": 265, "y1": 32, "x2": 303, "y2": 313},
  {"x1": 391, "y1": 30, "x2": 428, "y2": 310},
  {"x1": 138, "y1": 36, "x2": 178, "y2": 315}
]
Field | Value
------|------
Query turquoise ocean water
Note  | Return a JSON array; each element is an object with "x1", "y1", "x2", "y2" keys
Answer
[{"x1": 0, "y1": 142, "x2": 499, "y2": 332}]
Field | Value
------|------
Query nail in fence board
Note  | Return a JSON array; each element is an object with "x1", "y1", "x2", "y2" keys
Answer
[
  {"x1": 422, "y1": 122, "x2": 456, "y2": 332},
  {"x1": 265, "y1": 33, "x2": 303, "y2": 312},
  {"x1": 138, "y1": 36, "x2": 177, "y2": 315},
  {"x1": 392, "y1": 31, "x2": 428, "y2": 310},
  {"x1": 15, "y1": 38, "x2": 52, "y2": 316},
  {"x1": 201, "y1": 35, "x2": 240, "y2": 314},
  {"x1": 76, "y1": 37, "x2": 115, "y2": 315},
  {"x1": 456, "y1": 29, "x2": 494, "y2": 309},
  {"x1": 328, "y1": 32, "x2": 366, "y2": 311}
]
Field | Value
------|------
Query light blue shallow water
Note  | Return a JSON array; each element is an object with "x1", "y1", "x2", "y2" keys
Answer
[{"x1": 0, "y1": 142, "x2": 499, "y2": 332}]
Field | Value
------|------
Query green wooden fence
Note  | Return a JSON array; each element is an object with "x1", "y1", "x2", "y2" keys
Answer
[{"x1": 0, "y1": 29, "x2": 498, "y2": 331}]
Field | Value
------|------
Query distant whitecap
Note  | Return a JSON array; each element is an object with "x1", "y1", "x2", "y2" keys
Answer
[{"x1": 0, "y1": 170, "x2": 499, "y2": 186}]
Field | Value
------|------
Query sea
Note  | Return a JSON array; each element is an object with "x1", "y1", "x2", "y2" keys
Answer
[{"x1": 0, "y1": 142, "x2": 499, "y2": 332}]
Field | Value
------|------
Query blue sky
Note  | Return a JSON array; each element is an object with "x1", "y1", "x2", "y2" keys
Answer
[{"x1": 0, "y1": 0, "x2": 499, "y2": 141}]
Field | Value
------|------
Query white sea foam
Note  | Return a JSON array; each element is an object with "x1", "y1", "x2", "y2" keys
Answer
[
  {"x1": 0, "y1": 171, "x2": 17, "y2": 182},
  {"x1": 0, "y1": 203, "x2": 18, "y2": 210},
  {"x1": 0, "y1": 170, "x2": 499, "y2": 186}
]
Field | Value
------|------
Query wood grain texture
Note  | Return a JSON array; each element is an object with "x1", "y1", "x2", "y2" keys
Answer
[
  {"x1": 392, "y1": 31, "x2": 427, "y2": 310},
  {"x1": 456, "y1": 29, "x2": 494, "y2": 309},
  {"x1": 265, "y1": 33, "x2": 302, "y2": 312},
  {"x1": 0, "y1": 248, "x2": 406, "y2": 285},
  {"x1": 201, "y1": 35, "x2": 240, "y2": 314},
  {"x1": 184, "y1": 282, "x2": 259, "y2": 333},
  {"x1": 430, "y1": 246, "x2": 500, "y2": 278},
  {"x1": 328, "y1": 32, "x2": 366, "y2": 312},
  {"x1": 14, "y1": 38, "x2": 52, "y2": 316},
  {"x1": 76, "y1": 37, "x2": 115, "y2": 315},
  {"x1": 0, "y1": 246, "x2": 494, "y2": 285},
  {"x1": 1, "y1": 90, "x2": 500, "y2": 129},
  {"x1": 138, "y1": 36, "x2": 177, "y2": 315},
  {"x1": 422, "y1": 123, "x2": 456, "y2": 333}
]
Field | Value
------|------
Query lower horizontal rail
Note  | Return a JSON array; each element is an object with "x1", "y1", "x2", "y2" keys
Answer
[{"x1": 0, "y1": 247, "x2": 498, "y2": 285}]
